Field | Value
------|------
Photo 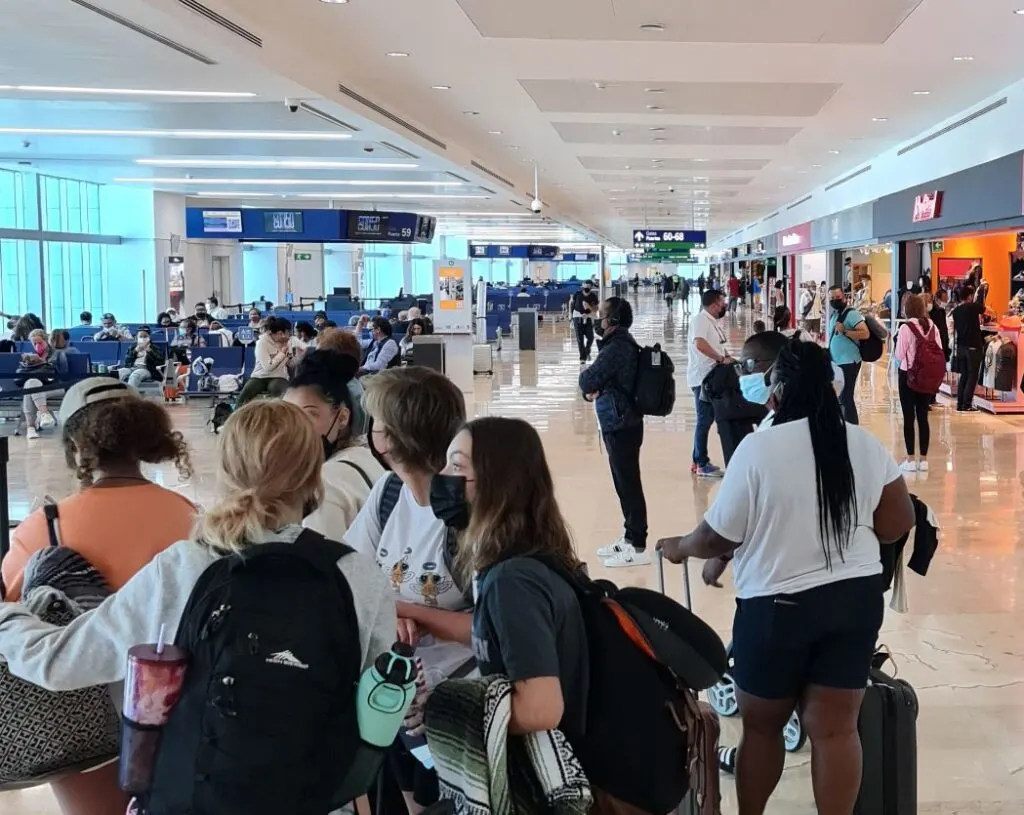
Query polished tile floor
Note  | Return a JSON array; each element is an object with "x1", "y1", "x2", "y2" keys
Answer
[{"x1": 3, "y1": 293, "x2": 1024, "y2": 814}]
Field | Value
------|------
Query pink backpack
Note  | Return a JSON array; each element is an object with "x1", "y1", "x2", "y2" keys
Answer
[{"x1": 907, "y1": 322, "x2": 945, "y2": 394}]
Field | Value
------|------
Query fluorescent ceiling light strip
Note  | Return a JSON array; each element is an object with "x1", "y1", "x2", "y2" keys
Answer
[
  {"x1": 192, "y1": 192, "x2": 277, "y2": 197},
  {"x1": 422, "y1": 211, "x2": 537, "y2": 217},
  {"x1": 0, "y1": 85, "x2": 254, "y2": 97},
  {"x1": 294, "y1": 193, "x2": 489, "y2": 199},
  {"x1": 115, "y1": 178, "x2": 463, "y2": 186},
  {"x1": 0, "y1": 128, "x2": 351, "y2": 140},
  {"x1": 136, "y1": 158, "x2": 419, "y2": 170}
]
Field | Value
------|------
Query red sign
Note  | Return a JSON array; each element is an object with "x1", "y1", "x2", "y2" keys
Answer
[
  {"x1": 776, "y1": 222, "x2": 811, "y2": 251},
  {"x1": 912, "y1": 191, "x2": 943, "y2": 223}
]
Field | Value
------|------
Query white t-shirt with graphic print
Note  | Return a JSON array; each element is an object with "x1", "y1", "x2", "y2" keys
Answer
[{"x1": 343, "y1": 475, "x2": 474, "y2": 687}]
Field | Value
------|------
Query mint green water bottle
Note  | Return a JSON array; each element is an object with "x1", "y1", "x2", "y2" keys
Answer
[{"x1": 356, "y1": 642, "x2": 417, "y2": 748}]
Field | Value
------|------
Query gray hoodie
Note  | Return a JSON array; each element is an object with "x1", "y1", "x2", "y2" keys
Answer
[{"x1": 0, "y1": 525, "x2": 396, "y2": 693}]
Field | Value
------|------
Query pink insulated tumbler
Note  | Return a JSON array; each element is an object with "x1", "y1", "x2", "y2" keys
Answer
[{"x1": 119, "y1": 642, "x2": 188, "y2": 793}]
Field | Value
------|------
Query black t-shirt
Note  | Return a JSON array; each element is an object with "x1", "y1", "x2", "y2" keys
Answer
[
  {"x1": 952, "y1": 301, "x2": 985, "y2": 349},
  {"x1": 472, "y1": 557, "x2": 588, "y2": 740}
]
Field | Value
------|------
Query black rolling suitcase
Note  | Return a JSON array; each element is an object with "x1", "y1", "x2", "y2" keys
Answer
[{"x1": 853, "y1": 653, "x2": 918, "y2": 815}]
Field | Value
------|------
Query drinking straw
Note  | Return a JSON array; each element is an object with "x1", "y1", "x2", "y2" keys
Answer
[{"x1": 156, "y1": 624, "x2": 167, "y2": 656}]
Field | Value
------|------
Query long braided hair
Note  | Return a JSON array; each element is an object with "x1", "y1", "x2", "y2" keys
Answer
[{"x1": 771, "y1": 337, "x2": 856, "y2": 568}]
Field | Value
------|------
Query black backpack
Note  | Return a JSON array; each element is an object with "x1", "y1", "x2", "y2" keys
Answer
[
  {"x1": 545, "y1": 564, "x2": 726, "y2": 814},
  {"x1": 837, "y1": 308, "x2": 885, "y2": 363},
  {"x1": 145, "y1": 531, "x2": 362, "y2": 815},
  {"x1": 632, "y1": 341, "x2": 676, "y2": 416}
]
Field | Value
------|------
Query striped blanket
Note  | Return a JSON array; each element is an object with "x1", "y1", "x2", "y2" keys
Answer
[{"x1": 424, "y1": 675, "x2": 592, "y2": 815}]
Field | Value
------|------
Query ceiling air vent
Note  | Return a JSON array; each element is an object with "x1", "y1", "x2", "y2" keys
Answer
[
  {"x1": 787, "y1": 195, "x2": 813, "y2": 210},
  {"x1": 337, "y1": 84, "x2": 446, "y2": 150},
  {"x1": 471, "y1": 161, "x2": 514, "y2": 188},
  {"x1": 898, "y1": 98, "x2": 1007, "y2": 157},
  {"x1": 298, "y1": 103, "x2": 360, "y2": 133},
  {"x1": 763, "y1": 211, "x2": 780, "y2": 221},
  {"x1": 70, "y1": 0, "x2": 217, "y2": 64},
  {"x1": 380, "y1": 141, "x2": 419, "y2": 159},
  {"x1": 177, "y1": 0, "x2": 262, "y2": 47},
  {"x1": 479, "y1": 186, "x2": 497, "y2": 195},
  {"x1": 445, "y1": 171, "x2": 471, "y2": 183},
  {"x1": 824, "y1": 164, "x2": 872, "y2": 192}
]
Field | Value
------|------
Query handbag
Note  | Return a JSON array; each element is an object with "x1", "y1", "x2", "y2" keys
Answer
[{"x1": 0, "y1": 504, "x2": 119, "y2": 790}]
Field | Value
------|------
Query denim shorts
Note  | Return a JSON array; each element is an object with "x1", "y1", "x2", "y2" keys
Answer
[{"x1": 732, "y1": 575, "x2": 884, "y2": 700}]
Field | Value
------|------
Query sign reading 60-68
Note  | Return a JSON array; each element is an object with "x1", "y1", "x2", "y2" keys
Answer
[{"x1": 633, "y1": 229, "x2": 707, "y2": 248}]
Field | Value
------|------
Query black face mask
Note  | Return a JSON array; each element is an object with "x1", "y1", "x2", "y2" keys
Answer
[
  {"x1": 366, "y1": 418, "x2": 391, "y2": 471},
  {"x1": 321, "y1": 409, "x2": 344, "y2": 461},
  {"x1": 830, "y1": 298, "x2": 846, "y2": 312},
  {"x1": 430, "y1": 474, "x2": 470, "y2": 530},
  {"x1": 594, "y1": 319, "x2": 608, "y2": 338}
]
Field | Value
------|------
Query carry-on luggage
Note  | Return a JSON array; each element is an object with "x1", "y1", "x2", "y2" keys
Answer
[
  {"x1": 656, "y1": 554, "x2": 722, "y2": 815},
  {"x1": 473, "y1": 343, "x2": 493, "y2": 375},
  {"x1": 853, "y1": 651, "x2": 918, "y2": 815}
]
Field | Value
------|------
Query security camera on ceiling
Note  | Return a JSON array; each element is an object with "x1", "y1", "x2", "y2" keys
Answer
[
  {"x1": 530, "y1": 164, "x2": 543, "y2": 214},
  {"x1": 530, "y1": 198, "x2": 543, "y2": 214},
  {"x1": 284, "y1": 97, "x2": 299, "y2": 113}
]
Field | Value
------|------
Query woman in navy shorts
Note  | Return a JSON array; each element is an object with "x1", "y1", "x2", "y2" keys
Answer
[{"x1": 660, "y1": 338, "x2": 915, "y2": 815}]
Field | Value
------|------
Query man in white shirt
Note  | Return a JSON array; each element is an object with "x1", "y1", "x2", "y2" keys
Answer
[
  {"x1": 687, "y1": 290, "x2": 731, "y2": 477},
  {"x1": 207, "y1": 296, "x2": 229, "y2": 321}
]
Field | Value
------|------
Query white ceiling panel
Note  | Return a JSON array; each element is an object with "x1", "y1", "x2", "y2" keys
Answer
[
  {"x1": 554, "y1": 123, "x2": 801, "y2": 146},
  {"x1": 521, "y1": 80, "x2": 839, "y2": 117}
]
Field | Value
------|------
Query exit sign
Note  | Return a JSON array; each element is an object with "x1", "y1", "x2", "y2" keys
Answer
[
  {"x1": 294, "y1": 252, "x2": 313, "y2": 261},
  {"x1": 930, "y1": 241, "x2": 944, "y2": 253}
]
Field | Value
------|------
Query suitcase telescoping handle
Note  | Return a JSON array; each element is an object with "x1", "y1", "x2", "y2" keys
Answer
[{"x1": 655, "y1": 549, "x2": 692, "y2": 611}]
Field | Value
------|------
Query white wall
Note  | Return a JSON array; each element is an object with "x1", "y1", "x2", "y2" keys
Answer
[
  {"x1": 242, "y1": 246, "x2": 279, "y2": 305},
  {"x1": 798, "y1": 252, "x2": 827, "y2": 286},
  {"x1": 324, "y1": 246, "x2": 358, "y2": 292},
  {"x1": 277, "y1": 243, "x2": 324, "y2": 304},
  {"x1": 100, "y1": 186, "x2": 157, "y2": 323}
]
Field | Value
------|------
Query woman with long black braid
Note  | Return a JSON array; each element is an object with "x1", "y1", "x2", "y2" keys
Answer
[{"x1": 659, "y1": 338, "x2": 914, "y2": 815}]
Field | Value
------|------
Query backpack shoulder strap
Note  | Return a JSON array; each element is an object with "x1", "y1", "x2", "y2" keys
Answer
[
  {"x1": 377, "y1": 472, "x2": 404, "y2": 531},
  {"x1": 43, "y1": 502, "x2": 60, "y2": 548},
  {"x1": 336, "y1": 459, "x2": 374, "y2": 489}
]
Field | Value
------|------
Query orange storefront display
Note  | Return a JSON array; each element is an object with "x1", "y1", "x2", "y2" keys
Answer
[{"x1": 930, "y1": 231, "x2": 1016, "y2": 313}]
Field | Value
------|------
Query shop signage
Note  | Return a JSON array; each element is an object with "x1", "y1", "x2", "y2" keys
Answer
[
  {"x1": 930, "y1": 241, "x2": 944, "y2": 253},
  {"x1": 912, "y1": 191, "x2": 943, "y2": 223},
  {"x1": 777, "y1": 222, "x2": 811, "y2": 252},
  {"x1": 781, "y1": 233, "x2": 801, "y2": 248},
  {"x1": 294, "y1": 252, "x2": 313, "y2": 261}
]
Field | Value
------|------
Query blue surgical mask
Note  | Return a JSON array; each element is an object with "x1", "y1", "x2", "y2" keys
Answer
[{"x1": 739, "y1": 372, "x2": 772, "y2": 405}]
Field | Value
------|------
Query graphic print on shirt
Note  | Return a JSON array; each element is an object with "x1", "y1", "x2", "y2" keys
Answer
[
  {"x1": 414, "y1": 562, "x2": 454, "y2": 607},
  {"x1": 379, "y1": 546, "x2": 413, "y2": 591}
]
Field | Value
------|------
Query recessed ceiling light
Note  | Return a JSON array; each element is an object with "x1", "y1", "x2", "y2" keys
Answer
[
  {"x1": 692, "y1": 158, "x2": 708, "y2": 163},
  {"x1": 810, "y1": 163, "x2": 822, "y2": 168},
  {"x1": 645, "y1": 88, "x2": 665, "y2": 94},
  {"x1": 828, "y1": 149, "x2": 841, "y2": 154},
  {"x1": 594, "y1": 82, "x2": 607, "y2": 90},
  {"x1": 653, "y1": 137, "x2": 666, "y2": 143},
  {"x1": 646, "y1": 104, "x2": 664, "y2": 111},
  {"x1": 953, "y1": 55, "x2": 974, "y2": 61},
  {"x1": 463, "y1": 111, "x2": 480, "y2": 116},
  {"x1": 1015, "y1": 8, "x2": 1024, "y2": 13},
  {"x1": 611, "y1": 129, "x2": 622, "y2": 136},
  {"x1": 872, "y1": 116, "x2": 888, "y2": 122},
  {"x1": 0, "y1": 127, "x2": 352, "y2": 140},
  {"x1": 386, "y1": 51, "x2": 410, "y2": 57},
  {"x1": 487, "y1": 130, "x2": 503, "y2": 135},
  {"x1": 639, "y1": 23, "x2": 665, "y2": 31},
  {"x1": 624, "y1": 165, "x2": 631, "y2": 170},
  {"x1": 912, "y1": 90, "x2": 931, "y2": 95},
  {"x1": 0, "y1": 84, "x2": 255, "y2": 98},
  {"x1": 320, "y1": 0, "x2": 349, "y2": 4},
  {"x1": 431, "y1": 84, "x2": 452, "y2": 90},
  {"x1": 649, "y1": 127, "x2": 666, "y2": 133},
  {"x1": 507, "y1": 145, "x2": 520, "y2": 150}
]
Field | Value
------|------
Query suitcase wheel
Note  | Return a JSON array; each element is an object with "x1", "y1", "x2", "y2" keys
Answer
[
  {"x1": 706, "y1": 673, "x2": 739, "y2": 717},
  {"x1": 783, "y1": 712, "x2": 807, "y2": 753}
]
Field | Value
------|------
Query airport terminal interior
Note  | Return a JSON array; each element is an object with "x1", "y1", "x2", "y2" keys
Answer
[{"x1": 2, "y1": 0, "x2": 1024, "y2": 814}]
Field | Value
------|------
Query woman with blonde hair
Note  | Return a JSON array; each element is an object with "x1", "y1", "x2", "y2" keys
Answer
[{"x1": 0, "y1": 401, "x2": 396, "y2": 804}]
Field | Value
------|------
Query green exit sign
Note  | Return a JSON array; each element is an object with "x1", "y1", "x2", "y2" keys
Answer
[
  {"x1": 294, "y1": 252, "x2": 313, "y2": 261},
  {"x1": 930, "y1": 241, "x2": 944, "y2": 253}
]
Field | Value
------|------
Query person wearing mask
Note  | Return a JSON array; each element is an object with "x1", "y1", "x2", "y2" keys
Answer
[
  {"x1": 687, "y1": 290, "x2": 731, "y2": 478},
  {"x1": 156, "y1": 312, "x2": 175, "y2": 329},
  {"x1": 206, "y1": 296, "x2": 228, "y2": 321},
  {"x1": 93, "y1": 313, "x2": 132, "y2": 342},
  {"x1": 580, "y1": 298, "x2": 649, "y2": 568},
  {"x1": 444, "y1": 416, "x2": 587, "y2": 742},
  {"x1": 313, "y1": 311, "x2": 329, "y2": 332},
  {"x1": 658, "y1": 338, "x2": 915, "y2": 815},
  {"x1": 317, "y1": 328, "x2": 371, "y2": 438},
  {"x1": 360, "y1": 317, "x2": 400, "y2": 374},
  {"x1": 19, "y1": 328, "x2": 68, "y2": 440},
  {"x1": 79, "y1": 311, "x2": 93, "y2": 327},
  {"x1": 119, "y1": 327, "x2": 165, "y2": 391},
  {"x1": 295, "y1": 321, "x2": 317, "y2": 349},
  {"x1": 570, "y1": 282, "x2": 598, "y2": 363},
  {"x1": 929, "y1": 288, "x2": 951, "y2": 363},
  {"x1": 2, "y1": 377, "x2": 195, "y2": 815},
  {"x1": 0, "y1": 400, "x2": 395, "y2": 815},
  {"x1": 193, "y1": 302, "x2": 211, "y2": 327},
  {"x1": 894, "y1": 295, "x2": 942, "y2": 473},
  {"x1": 400, "y1": 318, "x2": 426, "y2": 361},
  {"x1": 343, "y1": 367, "x2": 470, "y2": 815},
  {"x1": 174, "y1": 317, "x2": 206, "y2": 350},
  {"x1": 286, "y1": 351, "x2": 385, "y2": 534},
  {"x1": 953, "y1": 283, "x2": 986, "y2": 413},
  {"x1": 827, "y1": 286, "x2": 870, "y2": 425},
  {"x1": 247, "y1": 307, "x2": 264, "y2": 331},
  {"x1": 236, "y1": 316, "x2": 296, "y2": 407}
]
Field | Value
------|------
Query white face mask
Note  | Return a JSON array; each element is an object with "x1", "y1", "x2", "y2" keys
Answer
[{"x1": 138, "y1": 336, "x2": 150, "y2": 346}]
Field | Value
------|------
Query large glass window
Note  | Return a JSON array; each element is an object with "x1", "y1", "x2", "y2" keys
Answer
[
  {"x1": 0, "y1": 239, "x2": 42, "y2": 316},
  {"x1": 411, "y1": 235, "x2": 442, "y2": 295},
  {"x1": 43, "y1": 241, "x2": 108, "y2": 328},
  {"x1": 39, "y1": 175, "x2": 104, "y2": 234},
  {"x1": 363, "y1": 243, "x2": 405, "y2": 303}
]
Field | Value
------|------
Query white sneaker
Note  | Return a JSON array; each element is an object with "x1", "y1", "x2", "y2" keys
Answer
[
  {"x1": 918, "y1": 460, "x2": 929, "y2": 473},
  {"x1": 900, "y1": 459, "x2": 918, "y2": 473},
  {"x1": 603, "y1": 547, "x2": 652, "y2": 569},
  {"x1": 36, "y1": 412, "x2": 55, "y2": 430},
  {"x1": 596, "y1": 538, "x2": 631, "y2": 559},
  {"x1": 26, "y1": 426, "x2": 39, "y2": 440}
]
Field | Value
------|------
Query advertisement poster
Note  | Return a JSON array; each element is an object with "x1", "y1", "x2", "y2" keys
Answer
[{"x1": 438, "y1": 265, "x2": 465, "y2": 311}]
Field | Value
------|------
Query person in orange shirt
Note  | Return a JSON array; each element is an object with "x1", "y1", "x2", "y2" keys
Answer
[{"x1": 2, "y1": 377, "x2": 195, "y2": 815}]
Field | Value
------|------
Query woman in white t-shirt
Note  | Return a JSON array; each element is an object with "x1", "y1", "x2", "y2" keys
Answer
[
  {"x1": 343, "y1": 366, "x2": 471, "y2": 813},
  {"x1": 659, "y1": 338, "x2": 914, "y2": 815}
]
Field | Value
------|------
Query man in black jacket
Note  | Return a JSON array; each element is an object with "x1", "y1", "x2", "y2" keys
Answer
[
  {"x1": 570, "y1": 283, "x2": 598, "y2": 363},
  {"x1": 579, "y1": 297, "x2": 649, "y2": 568}
]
